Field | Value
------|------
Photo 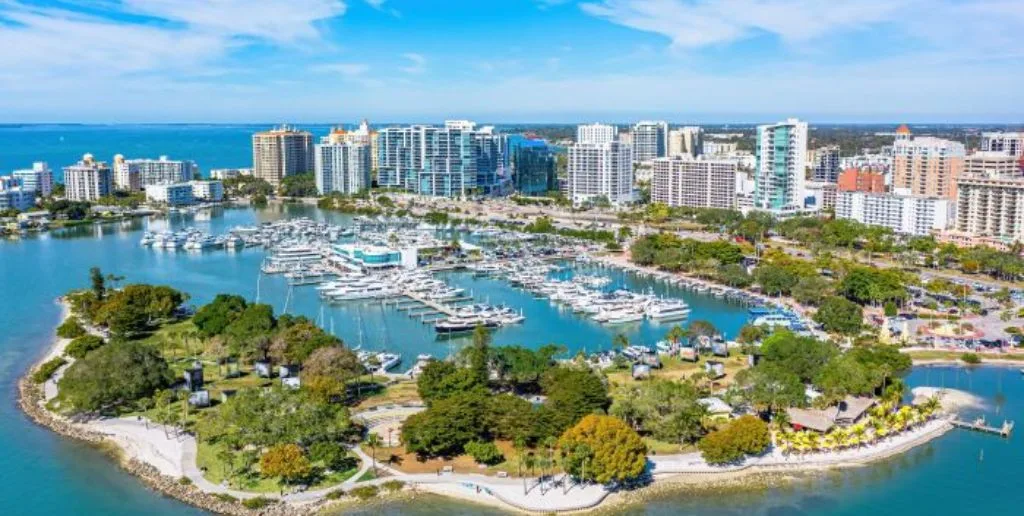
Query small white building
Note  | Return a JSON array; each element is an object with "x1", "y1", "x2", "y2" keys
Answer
[
  {"x1": 189, "y1": 180, "x2": 224, "y2": 202},
  {"x1": 11, "y1": 162, "x2": 53, "y2": 197},
  {"x1": 145, "y1": 183, "x2": 194, "y2": 206},
  {"x1": 0, "y1": 187, "x2": 35, "y2": 211},
  {"x1": 209, "y1": 168, "x2": 252, "y2": 180},
  {"x1": 836, "y1": 189, "x2": 952, "y2": 236}
]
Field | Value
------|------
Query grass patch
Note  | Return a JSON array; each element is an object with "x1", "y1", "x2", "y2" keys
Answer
[
  {"x1": 605, "y1": 354, "x2": 749, "y2": 387},
  {"x1": 643, "y1": 437, "x2": 697, "y2": 455},
  {"x1": 348, "y1": 485, "x2": 379, "y2": 500},
  {"x1": 241, "y1": 496, "x2": 274, "y2": 510},
  {"x1": 195, "y1": 441, "x2": 360, "y2": 494},
  {"x1": 906, "y1": 350, "x2": 1024, "y2": 362},
  {"x1": 352, "y1": 379, "x2": 419, "y2": 410}
]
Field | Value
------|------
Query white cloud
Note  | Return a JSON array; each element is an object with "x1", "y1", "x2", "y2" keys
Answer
[
  {"x1": 310, "y1": 62, "x2": 370, "y2": 76},
  {"x1": 400, "y1": 53, "x2": 426, "y2": 74},
  {"x1": 119, "y1": 0, "x2": 347, "y2": 44},
  {"x1": 580, "y1": 0, "x2": 1024, "y2": 59},
  {"x1": 580, "y1": 0, "x2": 905, "y2": 48}
]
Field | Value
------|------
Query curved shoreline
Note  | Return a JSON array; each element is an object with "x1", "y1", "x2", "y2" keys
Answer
[{"x1": 18, "y1": 300, "x2": 966, "y2": 515}]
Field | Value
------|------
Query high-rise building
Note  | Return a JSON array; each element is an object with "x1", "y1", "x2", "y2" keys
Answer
[
  {"x1": 576, "y1": 123, "x2": 616, "y2": 145},
  {"x1": 252, "y1": 126, "x2": 314, "y2": 188},
  {"x1": 508, "y1": 137, "x2": 557, "y2": 196},
  {"x1": 891, "y1": 125, "x2": 965, "y2": 200},
  {"x1": 375, "y1": 121, "x2": 505, "y2": 197},
  {"x1": 667, "y1": 127, "x2": 704, "y2": 158},
  {"x1": 63, "y1": 154, "x2": 113, "y2": 201},
  {"x1": 114, "y1": 155, "x2": 197, "y2": 190},
  {"x1": 955, "y1": 174, "x2": 1024, "y2": 242},
  {"x1": 209, "y1": 168, "x2": 252, "y2": 180},
  {"x1": 631, "y1": 121, "x2": 669, "y2": 162},
  {"x1": 837, "y1": 168, "x2": 886, "y2": 193},
  {"x1": 314, "y1": 140, "x2": 371, "y2": 195},
  {"x1": 11, "y1": 162, "x2": 53, "y2": 197},
  {"x1": 812, "y1": 146, "x2": 841, "y2": 182},
  {"x1": 328, "y1": 119, "x2": 379, "y2": 171},
  {"x1": 980, "y1": 132, "x2": 1023, "y2": 158},
  {"x1": 965, "y1": 151, "x2": 1021, "y2": 178},
  {"x1": 650, "y1": 156, "x2": 737, "y2": 209},
  {"x1": 753, "y1": 118, "x2": 808, "y2": 213},
  {"x1": 568, "y1": 126, "x2": 633, "y2": 206},
  {"x1": 113, "y1": 155, "x2": 139, "y2": 191},
  {"x1": 836, "y1": 190, "x2": 952, "y2": 236}
]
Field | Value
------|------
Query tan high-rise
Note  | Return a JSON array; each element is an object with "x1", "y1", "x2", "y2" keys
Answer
[
  {"x1": 252, "y1": 126, "x2": 313, "y2": 188},
  {"x1": 891, "y1": 125, "x2": 965, "y2": 200}
]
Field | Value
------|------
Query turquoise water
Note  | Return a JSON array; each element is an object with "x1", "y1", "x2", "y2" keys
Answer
[
  {"x1": 1, "y1": 125, "x2": 1022, "y2": 514},
  {"x1": 0, "y1": 124, "x2": 333, "y2": 179}
]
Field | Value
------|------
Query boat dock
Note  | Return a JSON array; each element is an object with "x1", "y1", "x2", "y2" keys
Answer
[
  {"x1": 394, "y1": 291, "x2": 458, "y2": 317},
  {"x1": 951, "y1": 416, "x2": 1014, "y2": 437}
]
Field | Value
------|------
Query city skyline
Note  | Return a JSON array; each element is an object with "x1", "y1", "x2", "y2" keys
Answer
[{"x1": 1, "y1": 0, "x2": 1022, "y2": 123}]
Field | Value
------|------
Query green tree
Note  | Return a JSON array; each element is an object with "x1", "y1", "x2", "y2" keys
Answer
[
  {"x1": 813, "y1": 296, "x2": 864, "y2": 335},
  {"x1": 90, "y1": 266, "x2": 106, "y2": 300},
  {"x1": 416, "y1": 361, "x2": 481, "y2": 405},
  {"x1": 59, "y1": 341, "x2": 173, "y2": 412},
  {"x1": 791, "y1": 276, "x2": 832, "y2": 306},
  {"x1": 223, "y1": 303, "x2": 276, "y2": 362},
  {"x1": 465, "y1": 441, "x2": 505, "y2": 465},
  {"x1": 558, "y1": 415, "x2": 647, "y2": 484},
  {"x1": 64, "y1": 335, "x2": 105, "y2": 359},
  {"x1": 610, "y1": 379, "x2": 708, "y2": 444},
  {"x1": 469, "y1": 325, "x2": 492, "y2": 386},
  {"x1": 193, "y1": 294, "x2": 248, "y2": 337},
  {"x1": 402, "y1": 391, "x2": 487, "y2": 458},
  {"x1": 540, "y1": 367, "x2": 610, "y2": 434},
  {"x1": 57, "y1": 317, "x2": 87, "y2": 339}
]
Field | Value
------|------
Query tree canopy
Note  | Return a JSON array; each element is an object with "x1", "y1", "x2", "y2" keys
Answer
[
  {"x1": 59, "y1": 340, "x2": 172, "y2": 412},
  {"x1": 558, "y1": 414, "x2": 647, "y2": 484},
  {"x1": 697, "y1": 415, "x2": 770, "y2": 465}
]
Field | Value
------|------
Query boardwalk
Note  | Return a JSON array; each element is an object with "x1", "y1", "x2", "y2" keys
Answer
[{"x1": 951, "y1": 416, "x2": 1014, "y2": 437}]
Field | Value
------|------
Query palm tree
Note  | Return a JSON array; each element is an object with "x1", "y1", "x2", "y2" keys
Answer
[
  {"x1": 612, "y1": 333, "x2": 629, "y2": 351},
  {"x1": 366, "y1": 433, "x2": 382, "y2": 475}
]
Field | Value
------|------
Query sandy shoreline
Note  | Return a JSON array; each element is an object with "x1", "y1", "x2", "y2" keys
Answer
[{"x1": 19, "y1": 300, "x2": 969, "y2": 515}]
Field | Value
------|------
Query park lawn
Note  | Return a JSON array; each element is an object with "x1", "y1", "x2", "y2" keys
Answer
[
  {"x1": 905, "y1": 350, "x2": 1024, "y2": 362},
  {"x1": 365, "y1": 440, "x2": 556, "y2": 477},
  {"x1": 605, "y1": 354, "x2": 749, "y2": 387},
  {"x1": 353, "y1": 380, "x2": 421, "y2": 410},
  {"x1": 196, "y1": 441, "x2": 360, "y2": 493},
  {"x1": 643, "y1": 437, "x2": 697, "y2": 455}
]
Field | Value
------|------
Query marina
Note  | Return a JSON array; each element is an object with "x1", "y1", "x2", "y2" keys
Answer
[{"x1": 3, "y1": 202, "x2": 1022, "y2": 516}]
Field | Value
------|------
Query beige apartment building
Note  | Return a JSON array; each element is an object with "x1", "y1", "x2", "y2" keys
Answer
[
  {"x1": 955, "y1": 174, "x2": 1024, "y2": 243},
  {"x1": 252, "y1": 126, "x2": 314, "y2": 188},
  {"x1": 651, "y1": 156, "x2": 737, "y2": 209},
  {"x1": 891, "y1": 125, "x2": 965, "y2": 200},
  {"x1": 965, "y1": 151, "x2": 1021, "y2": 178}
]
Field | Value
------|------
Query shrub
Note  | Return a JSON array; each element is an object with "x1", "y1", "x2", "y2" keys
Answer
[
  {"x1": 64, "y1": 335, "x2": 105, "y2": 359},
  {"x1": 241, "y1": 496, "x2": 274, "y2": 509},
  {"x1": 465, "y1": 441, "x2": 504, "y2": 466},
  {"x1": 960, "y1": 352, "x2": 981, "y2": 365},
  {"x1": 381, "y1": 480, "x2": 405, "y2": 492},
  {"x1": 324, "y1": 490, "x2": 345, "y2": 500},
  {"x1": 883, "y1": 302, "x2": 898, "y2": 317},
  {"x1": 697, "y1": 415, "x2": 770, "y2": 465},
  {"x1": 348, "y1": 485, "x2": 379, "y2": 500},
  {"x1": 32, "y1": 357, "x2": 67, "y2": 384},
  {"x1": 177, "y1": 477, "x2": 193, "y2": 486},
  {"x1": 213, "y1": 493, "x2": 238, "y2": 503},
  {"x1": 57, "y1": 318, "x2": 87, "y2": 339}
]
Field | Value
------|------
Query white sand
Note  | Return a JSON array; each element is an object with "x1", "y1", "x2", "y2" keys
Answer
[{"x1": 912, "y1": 387, "x2": 987, "y2": 411}]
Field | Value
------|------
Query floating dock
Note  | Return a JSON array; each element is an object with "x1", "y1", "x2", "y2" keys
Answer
[{"x1": 951, "y1": 416, "x2": 1014, "y2": 437}]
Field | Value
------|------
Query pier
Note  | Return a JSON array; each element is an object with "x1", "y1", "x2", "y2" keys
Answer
[
  {"x1": 398, "y1": 291, "x2": 458, "y2": 317},
  {"x1": 951, "y1": 416, "x2": 1015, "y2": 437}
]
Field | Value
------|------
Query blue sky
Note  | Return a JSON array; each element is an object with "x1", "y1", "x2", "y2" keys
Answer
[{"x1": 1, "y1": 0, "x2": 1022, "y2": 123}]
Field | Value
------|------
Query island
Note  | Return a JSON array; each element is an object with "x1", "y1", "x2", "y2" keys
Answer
[{"x1": 17, "y1": 263, "x2": 976, "y2": 515}]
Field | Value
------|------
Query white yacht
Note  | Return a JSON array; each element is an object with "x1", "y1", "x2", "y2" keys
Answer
[{"x1": 645, "y1": 300, "x2": 691, "y2": 321}]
